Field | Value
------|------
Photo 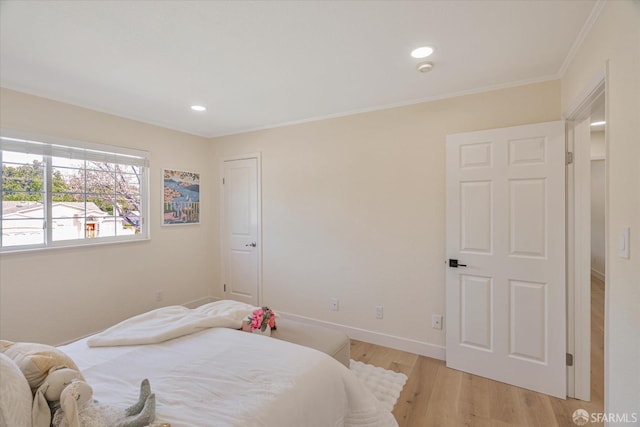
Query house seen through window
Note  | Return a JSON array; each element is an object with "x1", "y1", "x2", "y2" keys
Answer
[{"x1": 1, "y1": 131, "x2": 149, "y2": 251}]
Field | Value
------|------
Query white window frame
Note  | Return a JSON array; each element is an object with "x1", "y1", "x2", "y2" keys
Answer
[{"x1": 1, "y1": 129, "x2": 150, "y2": 252}]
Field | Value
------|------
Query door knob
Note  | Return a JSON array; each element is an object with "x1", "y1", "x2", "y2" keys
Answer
[
  {"x1": 448, "y1": 259, "x2": 467, "y2": 268},
  {"x1": 245, "y1": 242, "x2": 257, "y2": 247}
]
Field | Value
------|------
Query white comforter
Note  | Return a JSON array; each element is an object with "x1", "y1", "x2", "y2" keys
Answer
[
  {"x1": 87, "y1": 300, "x2": 257, "y2": 347},
  {"x1": 60, "y1": 321, "x2": 397, "y2": 427}
]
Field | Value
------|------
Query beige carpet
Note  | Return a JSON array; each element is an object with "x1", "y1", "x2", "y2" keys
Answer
[{"x1": 350, "y1": 359, "x2": 408, "y2": 411}]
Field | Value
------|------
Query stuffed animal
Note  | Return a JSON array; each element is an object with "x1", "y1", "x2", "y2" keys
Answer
[
  {"x1": 32, "y1": 367, "x2": 155, "y2": 427},
  {"x1": 0, "y1": 340, "x2": 85, "y2": 393}
]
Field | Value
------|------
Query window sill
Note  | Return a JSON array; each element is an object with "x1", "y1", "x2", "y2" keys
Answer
[{"x1": 0, "y1": 235, "x2": 150, "y2": 255}]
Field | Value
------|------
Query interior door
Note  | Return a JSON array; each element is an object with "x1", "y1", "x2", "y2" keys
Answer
[
  {"x1": 222, "y1": 157, "x2": 260, "y2": 306},
  {"x1": 445, "y1": 121, "x2": 566, "y2": 398}
]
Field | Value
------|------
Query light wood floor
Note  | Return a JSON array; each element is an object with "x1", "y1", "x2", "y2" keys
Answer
[{"x1": 351, "y1": 276, "x2": 605, "y2": 427}]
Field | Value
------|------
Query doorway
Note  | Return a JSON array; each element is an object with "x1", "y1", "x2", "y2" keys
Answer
[
  {"x1": 566, "y1": 81, "x2": 606, "y2": 408},
  {"x1": 589, "y1": 94, "x2": 606, "y2": 405}
]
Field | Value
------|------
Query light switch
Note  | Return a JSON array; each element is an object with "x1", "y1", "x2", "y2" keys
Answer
[{"x1": 618, "y1": 226, "x2": 630, "y2": 259}]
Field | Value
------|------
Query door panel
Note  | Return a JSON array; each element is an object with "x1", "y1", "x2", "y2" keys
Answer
[
  {"x1": 460, "y1": 274, "x2": 493, "y2": 350},
  {"x1": 509, "y1": 178, "x2": 546, "y2": 257},
  {"x1": 223, "y1": 157, "x2": 259, "y2": 306},
  {"x1": 446, "y1": 121, "x2": 566, "y2": 399},
  {"x1": 460, "y1": 181, "x2": 493, "y2": 253},
  {"x1": 509, "y1": 279, "x2": 546, "y2": 362}
]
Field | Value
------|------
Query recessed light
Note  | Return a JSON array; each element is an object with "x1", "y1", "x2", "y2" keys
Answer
[
  {"x1": 411, "y1": 46, "x2": 434, "y2": 59},
  {"x1": 590, "y1": 121, "x2": 606, "y2": 126},
  {"x1": 190, "y1": 105, "x2": 207, "y2": 112}
]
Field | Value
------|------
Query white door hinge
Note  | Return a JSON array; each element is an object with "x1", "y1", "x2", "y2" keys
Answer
[{"x1": 566, "y1": 152, "x2": 574, "y2": 164}]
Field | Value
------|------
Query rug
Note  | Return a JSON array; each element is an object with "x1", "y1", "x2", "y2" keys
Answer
[{"x1": 350, "y1": 359, "x2": 408, "y2": 412}]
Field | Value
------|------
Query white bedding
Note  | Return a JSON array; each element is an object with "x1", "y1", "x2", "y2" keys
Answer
[
  {"x1": 60, "y1": 327, "x2": 398, "y2": 427},
  {"x1": 87, "y1": 300, "x2": 257, "y2": 347}
]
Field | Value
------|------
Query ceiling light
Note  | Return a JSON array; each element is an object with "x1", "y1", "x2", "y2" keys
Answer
[
  {"x1": 411, "y1": 46, "x2": 434, "y2": 59},
  {"x1": 590, "y1": 121, "x2": 606, "y2": 126},
  {"x1": 416, "y1": 62, "x2": 434, "y2": 73},
  {"x1": 190, "y1": 105, "x2": 207, "y2": 112}
]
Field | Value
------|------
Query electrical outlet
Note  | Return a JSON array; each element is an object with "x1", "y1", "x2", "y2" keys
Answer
[
  {"x1": 330, "y1": 298, "x2": 339, "y2": 311},
  {"x1": 375, "y1": 305, "x2": 383, "y2": 319},
  {"x1": 432, "y1": 314, "x2": 443, "y2": 330},
  {"x1": 156, "y1": 290, "x2": 163, "y2": 302}
]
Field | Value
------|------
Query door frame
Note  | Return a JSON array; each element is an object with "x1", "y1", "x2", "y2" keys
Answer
[
  {"x1": 219, "y1": 152, "x2": 263, "y2": 305},
  {"x1": 563, "y1": 66, "x2": 608, "y2": 401}
]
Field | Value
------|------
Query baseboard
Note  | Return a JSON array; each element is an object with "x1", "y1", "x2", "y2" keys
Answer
[
  {"x1": 591, "y1": 268, "x2": 605, "y2": 282},
  {"x1": 278, "y1": 311, "x2": 446, "y2": 361},
  {"x1": 59, "y1": 297, "x2": 446, "y2": 361}
]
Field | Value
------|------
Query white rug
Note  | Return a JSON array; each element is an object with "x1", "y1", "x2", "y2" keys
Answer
[{"x1": 350, "y1": 359, "x2": 408, "y2": 412}]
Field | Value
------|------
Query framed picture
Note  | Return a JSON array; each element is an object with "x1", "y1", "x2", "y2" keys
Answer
[{"x1": 162, "y1": 169, "x2": 200, "y2": 225}]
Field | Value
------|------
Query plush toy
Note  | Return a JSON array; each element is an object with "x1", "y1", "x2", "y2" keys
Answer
[
  {"x1": 0, "y1": 340, "x2": 85, "y2": 393},
  {"x1": 32, "y1": 367, "x2": 156, "y2": 427}
]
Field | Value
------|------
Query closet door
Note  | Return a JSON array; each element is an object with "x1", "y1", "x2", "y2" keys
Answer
[{"x1": 222, "y1": 156, "x2": 260, "y2": 306}]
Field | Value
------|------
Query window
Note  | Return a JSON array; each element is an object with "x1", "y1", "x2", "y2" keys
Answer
[{"x1": 1, "y1": 130, "x2": 149, "y2": 252}]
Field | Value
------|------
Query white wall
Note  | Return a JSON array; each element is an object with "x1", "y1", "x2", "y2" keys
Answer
[
  {"x1": 561, "y1": 1, "x2": 640, "y2": 420},
  {"x1": 0, "y1": 88, "x2": 215, "y2": 345},
  {"x1": 211, "y1": 80, "x2": 560, "y2": 356},
  {"x1": 591, "y1": 130, "x2": 606, "y2": 159},
  {"x1": 591, "y1": 159, "x2": 606, "y2": 279},
  {"x1": 591, "y1": 131, "x2": 606, "y2": 279}
]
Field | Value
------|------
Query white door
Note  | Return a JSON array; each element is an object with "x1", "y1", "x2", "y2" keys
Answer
[
  {"x1": 222, "y1": 156, "x2": 260, "y2": 306},
  {"x1": 445, "y1": 121, "x2": 566, "y2": 399}
]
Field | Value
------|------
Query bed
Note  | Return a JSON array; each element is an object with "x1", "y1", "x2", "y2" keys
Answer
[{"x1": 53, "y1": 301, "x2": 398, "y2": 427}]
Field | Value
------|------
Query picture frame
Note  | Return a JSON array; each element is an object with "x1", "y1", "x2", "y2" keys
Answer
[{"x1": 162, "y1": 169, "x2": 200, "y2": 225}]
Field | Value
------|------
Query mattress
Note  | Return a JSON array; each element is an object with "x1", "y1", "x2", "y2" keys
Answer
[{"x1": 59, "y1": 327, "x2": 397, "y2": 427}]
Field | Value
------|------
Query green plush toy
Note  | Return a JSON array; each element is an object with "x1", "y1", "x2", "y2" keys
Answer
[{"x1": 32, "y1": 367, "x2": 156, "y2": 427}]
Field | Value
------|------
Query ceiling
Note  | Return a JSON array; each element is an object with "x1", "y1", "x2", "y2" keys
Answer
[{"x1": 0, "y1": 1, "x2": 598, "y2": 138}]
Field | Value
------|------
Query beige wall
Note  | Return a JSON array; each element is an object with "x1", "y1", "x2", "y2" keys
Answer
[
  {"x1": 0, "y1": 88, "x2": 214, "y2": 345},
  {"x1": 211, "y1": 80, "x2": 561, "y2": 354},
  {"x1": 1, "y1": 82, "x2": 560, "y2": 354},
  {"x1": 561, "y1": 0, "x2": 640, "y2": 418}
]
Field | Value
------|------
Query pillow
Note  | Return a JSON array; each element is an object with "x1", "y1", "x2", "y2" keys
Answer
[
  {"x1": 0, "y1": 340, "x2": 83, "y2": 392},
  {"x1": 0, "y1": 353, "x2": 32, "y2": 427}
]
